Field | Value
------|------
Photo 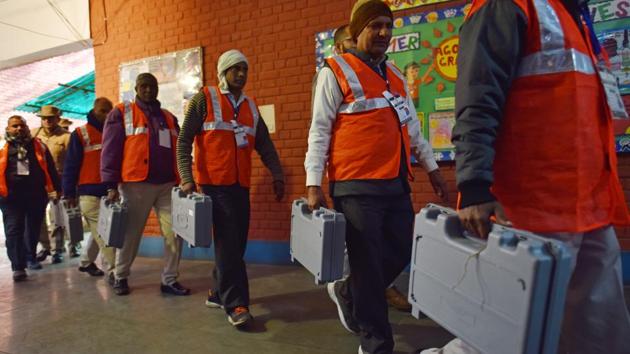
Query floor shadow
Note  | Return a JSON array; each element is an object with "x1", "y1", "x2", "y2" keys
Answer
[
  {"x1": 392, "y1": 321, "x2": 455, "y2": 353},
  {"x1": 251, "y1": 287, "x2": 337, "y2": 324}
]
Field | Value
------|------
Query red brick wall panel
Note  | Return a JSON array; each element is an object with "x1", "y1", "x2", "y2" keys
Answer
[{"x1": 89, "y1": 0, "x2": 629, "y2": 251}]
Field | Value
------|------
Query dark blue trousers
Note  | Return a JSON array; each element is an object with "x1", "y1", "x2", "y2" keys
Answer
[{"x1": 0, "y1": 194, "x2": 47, "y2": 271}]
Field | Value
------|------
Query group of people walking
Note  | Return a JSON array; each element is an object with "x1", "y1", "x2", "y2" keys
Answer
[{"x1": 1, "y1": 0, "x2": 630, "y2": 353}]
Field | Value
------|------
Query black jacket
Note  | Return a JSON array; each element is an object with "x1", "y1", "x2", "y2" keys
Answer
[{"x1": 2, "y1": 139, "x2": 61, "y2": 201}]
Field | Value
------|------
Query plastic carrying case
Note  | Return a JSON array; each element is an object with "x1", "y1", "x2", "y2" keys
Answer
[
  {"x1": 290, "y1": 198, "x2": 346, "y2": 284},
  {"x1": 61, "y1": 199, "x2": 84, "y2": 244},
  {"x1": 409, "y1": 204, "x2": 572, "y2": 354},
  {"x1": 97, "y1": 197, "x2": 128, "y2": 248},
  {"x1": 171, "y1": 187, "x2": 213, "y2": 248}
]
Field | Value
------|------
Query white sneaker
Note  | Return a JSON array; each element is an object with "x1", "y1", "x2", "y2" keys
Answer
[{"x1": 327, "y1": 280, "x2": 359, "y2": 334}]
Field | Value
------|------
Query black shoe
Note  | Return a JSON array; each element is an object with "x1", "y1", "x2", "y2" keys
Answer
[
  {"x1": 107, "y1": 273, "x2": 115, "y2": 287},
  {"x1": 13, "y1": 270, "x2": 27, "y2": 282},
  {"x1": 160, "y1": 282, "x2": 191, "y2": 296},
  {"x1": 113, "y1": 278, "x2": 130, "y2": 296},
  {"x1": 327, "y1": 280, "x2": 359, "y2": 334},
  {"x1": 78, "y1": 263, "x2": 105, "y2": 276},
  {"x1": 51, "y1": 253, "x2": 63, "y2": 264},
  {"x1": 36, "y1": 249, "x2": 51, "y2": 262},
  {"x1": 69, "y1": 246, "x2": 80, "y2": 258},
  {"x1": 205, "y1": 290, "x2": 223, "y2": 309},
  {"x1": 227, "y1": 306, "x2": 253, "y2": 327},
  {"x1": 27, "y1": 261, "x2": 43, "y2": 270}
]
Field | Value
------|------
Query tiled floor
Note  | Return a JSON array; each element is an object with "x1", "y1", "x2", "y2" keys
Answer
[
  {"x1": 0, "y1": 251, "x2": 453, "y2": 354},
  {"x1": 1, "y1": 239, "x2": 629, "y2": 354}
]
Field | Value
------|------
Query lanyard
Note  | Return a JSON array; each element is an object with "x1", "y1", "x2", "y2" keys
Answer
[
  {"x1": 579, "y1": 4, "x2": 601, "y2": 56},
  {"x1": 226, "y1": 94, "x2": 242, "y2": 121}
]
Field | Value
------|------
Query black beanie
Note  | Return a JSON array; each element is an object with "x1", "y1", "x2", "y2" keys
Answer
[{"x1": 349, "y1": 0, "x2": 393, "y2": 40}]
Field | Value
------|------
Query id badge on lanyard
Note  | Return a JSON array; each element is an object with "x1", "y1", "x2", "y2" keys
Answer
[
  {"x1": 17, "y1": 159, "x2": 29, "y2": 175},
  {"x1": 231, "y1": 120, "x2": 249, "y2": 149},
  {"x1": 597, "y1": 62, "x2": 629, "y2": 119},
  {"x1": 382, "y1": 90, "x2": 413, "y2": 126},
  {"x1": 581, "y1": 5, "x2": 629, "y2": 119},
  {"x1": 158, "y1": 129, "x2": 172, "y2": 148}
]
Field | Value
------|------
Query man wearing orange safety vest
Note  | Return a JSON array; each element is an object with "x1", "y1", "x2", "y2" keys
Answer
[
  {"x1": 331, "y1": 22, "x2": 413, "y2": 313},
  {"x1": 306, "y1": 1, "x2": 449, "y2": 353},
  {"x1": 419, "y1": 0, "x2": 630, "y2": 353},
  {"x1": 0, "y1": 115, "x2": 60, "y2": 281},
  {"x1": 101, "y1": 73, "x2": 190, "y2": 297},
  {"x1": 62, "y1": 97, "x2": 116, "y2": 281},
  {"x1": 177, "y1": 49, "x2": 285, "y2": 328}
]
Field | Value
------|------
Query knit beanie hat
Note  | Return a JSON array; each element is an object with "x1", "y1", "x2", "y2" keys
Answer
[{"x1": 349, "y1": 0, "x2": 393, "y2": 40}]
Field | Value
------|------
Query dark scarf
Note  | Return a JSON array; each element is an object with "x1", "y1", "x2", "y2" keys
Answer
[{"x1": 4, "y1": 133, "x2": 32, "y2": 161}]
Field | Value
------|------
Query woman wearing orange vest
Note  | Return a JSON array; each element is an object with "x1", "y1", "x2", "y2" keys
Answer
[
  {"x1": 177, "y1": 50, "x2": 285, "y2": 328},
  {"x1": 306, "y1": 2, "x2": 448, "y2": 353},
  {"x1": 0, "y1": 115, "x2": 60, "y2": 282},
  {"x1": 420, "y1": 1, "x2": 630, "y2": 353}
]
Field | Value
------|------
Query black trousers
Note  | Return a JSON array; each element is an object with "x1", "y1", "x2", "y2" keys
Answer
[
  {"x1": 201, "y1": 184, "x2": 250, "y2": 312},
  {"x1": 333, "y1": 193, "x2": 414, "y2": 354},
  {"x1": 0, "y1": 194, "x2": 47, "y2": 271}
]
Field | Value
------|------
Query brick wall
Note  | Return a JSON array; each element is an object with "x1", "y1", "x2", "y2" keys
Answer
[{"x1": 89, "y1": 0, "x2": 630, "y2": 251}]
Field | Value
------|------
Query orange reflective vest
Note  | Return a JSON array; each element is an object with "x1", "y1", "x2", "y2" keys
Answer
[
  {"x1": 117, "y1": 102, "x2": 179, "y2": 183},
  {"x1": 469, "y1": 0, "x2": 630, "y2": 232},
  {"x1": 76, "y1": 124, "x2": 103, "y2": 185},
  {"x1": 193, "y1": 86, "x2": 259, "y2": 187},
  {"x1": 0, "y1": 138, "x2": 54, "y2": 197},
  {"x1": 325, "y1": 53, "x2": 413, "y2": 182}
]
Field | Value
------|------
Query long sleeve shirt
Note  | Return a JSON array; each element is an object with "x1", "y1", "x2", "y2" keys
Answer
[
  {"x1": 62, "y1": 110, "x2": 109, "y2": 198},
  {"x1": 305, "y1": 50, "x2": 438, "y2": 196},
  {"x1": 100, "y1": 97, "x2": 179, "y2": 187},
  {"x1": 453, "y1": 0, "x2": 584, "y2": 208},
  {"x1": 3, "y1": 139, "x2": 61, "y2": 201},
  {"x1": 30, "y1": 125, "x2": 70, "y2": 175},
  {"x1": 177, "y1": 88, "x2": 285, "y2": 186}
]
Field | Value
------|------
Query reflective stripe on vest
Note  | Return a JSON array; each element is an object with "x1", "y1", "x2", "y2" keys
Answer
[
  {"x1": 124, "y1": 101, "x2": 148, "y2": 136},
  {"x1": 330, "y1": 57, "x2": 407, "y2": 114},
  {"x1": 78, "y1": 126, "x2": 102, "y2": 152},
  {"x1": 325, "y1": 53, "x2": 413, "y2": 182},
  {"x1": 339, "y1": 98, "x2": 390, "y2": 114},
  {"x1": 201, "y1": 87, "x2": 258, "y2": 137},
  {"x1": 330, "y1": 55, "x2": 366, "y2": 101},
  {"x1": 386, "y1": 62, "x2": 406, "y2": 85},
  {"x1": 208, "y1": 87, "x2": 224, "y2": 123},
  {"x1": 517, "y1": 0, "x2": 595, "y2": 77},
  {"x1": 123, "y1": 101, "x2": 177, "y2": 137}
]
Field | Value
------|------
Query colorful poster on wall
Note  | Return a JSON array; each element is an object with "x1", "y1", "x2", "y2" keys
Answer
[
  {"x1": 590, "y1": 1, "x2": 630, "y2": 150},
  {"x1": 315, "y1": 3, "x2": 470, "y2": 161},
  {"x1": 592, "y1": 0, "x2": 630, "y2": 95},
  {"x1": 598, "y1": 29, "x2": 630, "y2": 95},
  {"x1": 119, "y1": 47, "x2": 203, "y2": 120},
  {"x1": 428, "y1": 111, "x2": 455, "y2": 149},
  {"x1": 385, "y1": 0, "x2": 453, "y2": 11},
  {"x1": 590, "y1": 0, "x2": 630, "y2": 33}
]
